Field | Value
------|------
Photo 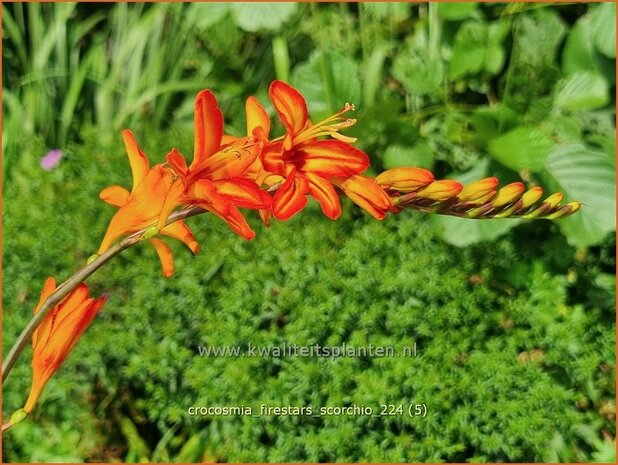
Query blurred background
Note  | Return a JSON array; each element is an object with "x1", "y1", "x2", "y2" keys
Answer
[{"x1": 2, "y1": 2, "x2": 616, "y2": 462}]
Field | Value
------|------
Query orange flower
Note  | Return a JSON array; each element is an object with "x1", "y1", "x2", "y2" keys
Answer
[
  {"x1": 98, "y1": 130, "x2": 198, "y2": 277},
  {"x1": 259, "y1": 80, "x2": 370, "y2": 221},
  {"x1": 24, "y1": 277, "x2": 107, "y2": 413},
  {"x1": 165, "y1": 90, "x2": 271, "y2": 240},
  {"x1": 333, "y1": 175, "x2": 393, "y2": 220}
]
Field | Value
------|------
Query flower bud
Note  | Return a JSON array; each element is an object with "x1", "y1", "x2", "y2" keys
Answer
[
  {"x1": 520, "y1": 186, "x2": 544, "y2": 208},
  {"x1": 547, "y1": 201, "x2": 581, "y2": 219},
  {"x1": 375, "y1": 168, "x2": 434, "y2": 192},
  {"x1": 492, "y1": 182, "x2": 525, "y2": 207},
  {"x1": 458, "y1": 177, "x2": 500, "y2": 201},
  {"x1": 416, "y1": 180, "x2": 463, "y2": 201},
  {"x1": 543, "y1": 192, "x2": 564, "y2": 208}
]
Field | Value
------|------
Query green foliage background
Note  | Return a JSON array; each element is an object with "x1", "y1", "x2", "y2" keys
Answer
[{"x1": 2, "y1": 2, "x2": 616, "y2": 462}]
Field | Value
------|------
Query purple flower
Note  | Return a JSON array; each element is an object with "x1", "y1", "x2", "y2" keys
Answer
[{"x1": 40, "y1": 149, "x2": 63, "y2": 171}]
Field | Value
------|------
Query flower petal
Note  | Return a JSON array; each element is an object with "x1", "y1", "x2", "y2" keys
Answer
[
  {"x1": 149, "y1": 238, "x2": 175, "y2": 277},
  {"x1": 100, "y1": 185, "x2": 130, "y2": 208},
  {"x1": 192, "y1": 137, "x2": 260, "y2": 181},
  {"x1": 184, "y1": 179, "x2": 231, "y2": 217},
  {"x1": 97, "y1": 166, "x2": 174, "y2": 255},
  {"x1": 213, "y1": 178, "x2": 272, "y2": 210},
  {"x1": 160, "y1": 221, "x2": 200, "y2": 254},
  {"x1": 337, "y1": 175, "x2": 393, "y2": 220},
  {"x1": 261, "y1": 141, "x2": 286, "y2": 175},
  {"x1": 122, "y1": 130, "x2": 150, "y2": 192},
  {"x1": 246, "y1": 96, "x2": 270, "y2": 138},
  {"x1": 193, "y1": 89, "x2": 224, "y2": 167},
  {"x1": 305, "y1": 172, "x2": 341, "y2": 220},
  {"x1": 269, "y1": 80, "x2": 308, "y2": 138},
  {"x1": 290, "y1": 140, "x2": 369, "y2": 178},
  {"x1": 166, "y1": 148, "x2": 188, "y2": 186},
  {"x1": 272, "y1": 169, "x2": 309, "y2": 220}
]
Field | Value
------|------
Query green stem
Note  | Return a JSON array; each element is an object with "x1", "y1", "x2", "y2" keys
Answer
[{"x1": 1, "y1": 206, "x2": 206, "y2": 385}]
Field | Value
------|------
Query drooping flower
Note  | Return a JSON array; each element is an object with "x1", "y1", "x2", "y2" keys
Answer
[
  {"x1": 165, "y1": 90, "x2": 271, "y2": 240},
  {"x1": 98, "y1": 130, "x2": 198, "y2": 276},
  {"x1": 256, "y1": 80, "x2": 370, "y2": 221},
  {"x1": 24, "y1": 277, "x2": 107, "y2": 413}
]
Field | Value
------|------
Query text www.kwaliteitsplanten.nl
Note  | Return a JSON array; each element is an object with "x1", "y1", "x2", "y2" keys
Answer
[{"x1": 197, "y1": 342, "x2": 418, "y2": 360}]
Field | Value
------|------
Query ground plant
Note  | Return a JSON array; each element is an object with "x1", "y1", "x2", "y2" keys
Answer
[{"x1": 2, "y1": 2, "x2": 615, "y2": 462}]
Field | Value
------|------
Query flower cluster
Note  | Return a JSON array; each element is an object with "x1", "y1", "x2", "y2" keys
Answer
[
  {"x1": 96, "y1": 80, "x2": 581, "y2": 277},
  {"x1": 14, "y1": 81, "x2": 580, "y2": 421}
]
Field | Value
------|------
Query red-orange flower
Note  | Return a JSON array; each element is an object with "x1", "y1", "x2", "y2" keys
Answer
[
  {"x1": 333, "y1": 175, "x2": 393, "y2": 220},
  {"x1": 98, "y1": 130, "x2": 198, "y2": 277},
  {"x1": 165, "y1": 90, "x2": 271, "y2": 240},
  {"x1": 24, "y1": 277, "x2": 107, "y2": 413},
  {"x1": 259, "y1": 80, "x2": 370, "y2": 221}
]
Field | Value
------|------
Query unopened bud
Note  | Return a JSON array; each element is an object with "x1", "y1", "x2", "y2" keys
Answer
[
  {"x1": 547, "y1": 201, "x2": 581, "y2": 219},
  {"x1": 87, "y1": 254, "x2": 100, "y2": 265},
  {"x1": 375, "y1": 168, "x2": 434, "y2": 192},
  {"x1": 11, "y1": 409, "x2": 27, "y2": 425},
  {"x1": 492, "y1": 182, "x2": 525, "y2": 207},
  {"x1": 416, "y1": 180, "x2": 463, "y2": 201},
  {"x1": 458, "y1": 177, "x2": 500, "y2": 201},
  {"x1": 543, "y1": 192, "x2": 564, "y2": 208},
  {"x1": 520, "y1": 186, "x2": 544, "y2": 208}
]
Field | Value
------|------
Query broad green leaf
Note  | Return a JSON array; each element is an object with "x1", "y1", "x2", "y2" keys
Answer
[
  {"x1": 561, "y1": 14, "x2": 613, "y2": 81},
  {"x1": 438, "y1": 2, "x2": 478, "y2": 21},
  {"x1": 590, "y1": 2, "x2": 616, "y2": 58},
  {"x1": 545, "y1": 144, "x2": 616, "y2": 247},
  {"x1": 382, "y1": 144, "x2": 434, "y2": 170},
  {"x1": 393, "y1": 38, "x2": 444, "y2": 97},
  {"x1": 188, "y1": 3, "x2": 230, "y2": 30},
  {"x1": 484, "y1": 44, "x2": 505, "y2": 74},
  {"x1": 230, "y1": 3, "x2": 297, "y2": 32},
  {"x1": 516, "y1": 9, "x2": 566, "y2": 66},
  {"x1": 432, "y1": 215, "x2": 520, "y2": 247},
  {"x1": 554, "y1": 72, "x2": 610, "y2": 111},
  {"x1": 449, "y1": 21, "x2": 486, "y2": 79},
  {"x1": 489, "y1": 126, "x2": 554, "y2": 172},
  {"x1": 432, "y1": 159, "x2": 520, "y2": 246},
  {"x1": 291, "y1": 51, "x2": 361, "y2": 115}
]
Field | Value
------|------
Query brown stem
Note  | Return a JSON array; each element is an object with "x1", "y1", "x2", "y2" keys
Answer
[{"x1": 1, "y1": 206, "x2": 206, "y2": 385}]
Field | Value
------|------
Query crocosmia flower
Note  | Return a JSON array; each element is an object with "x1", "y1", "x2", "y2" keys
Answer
[
  {"x1": 24, "y1": 277, "x2": 107, "y2": 413},
  {"x1": 98, "y1": 130, "x2": 198, "y2": 276},
  {"x1": 252, "y1": 80, "x2": 370, "y2": 221},
  {"x1": 165, "y1": 90, "x2": 271, "y2": 240}
]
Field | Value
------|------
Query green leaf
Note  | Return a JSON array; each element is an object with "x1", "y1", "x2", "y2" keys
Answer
[
  {"x1": 392, "y1": 38, "x2": 444, "y2": 97},
  {"x1": 561, "y1": 14, "x2": 613, "y2": 80},
  {"x1": 554, "y1": 72, "x2": 610, "y2": 111},
  {"x1": 382, "y1": 144, "x2": 434, "y2": 170},
  {"x1": 432, "y1": 215, "x2": 520, "y2": 247},
  {"x1": 438, "y1": 2, "x2": 478, "y2": 21},
  {"x1": 291, "y1": 51, "x2": 361, "y2": 115},
  {"x1": 449, "y1": 21, "x2": 487, "y2": 79},
  {"x1": 545, "y1": 144, "x2": 616, "y2": 247},
  {"x1": 188, "y1": 3, "x2": 230, "y2": 30},
  {"x1": 590, "y1": 2, "x2": 616, "y2": 59},
  {"x1": 489, "y1": 126, "x2": 554, "y2": 172},
  {"x1": 230, "y1": 2, "x2": 297, "y2": 32}
]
